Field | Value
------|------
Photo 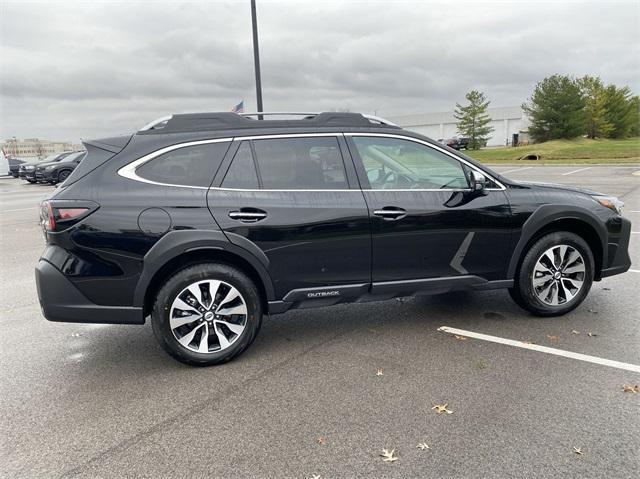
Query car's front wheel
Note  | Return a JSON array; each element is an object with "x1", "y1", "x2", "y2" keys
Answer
[
  {"x1": 509, "y1": 231, "x2": 594, "y2": 316},
  {"x1": 151, "y1": 263, "x2": 262, "y2": 366}
]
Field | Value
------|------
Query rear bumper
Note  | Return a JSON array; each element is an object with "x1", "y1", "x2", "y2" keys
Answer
[
  {"x1": 35, "y1": 259, "x2": 144, "y2": 324},
  {"x1": 600, "y1": 216, "x2": 632, "y2": 278}
]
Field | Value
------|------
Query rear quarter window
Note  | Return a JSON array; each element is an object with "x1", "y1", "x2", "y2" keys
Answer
[{"x1": 136, "y1": 142, "x2": 231, "y2": 187}]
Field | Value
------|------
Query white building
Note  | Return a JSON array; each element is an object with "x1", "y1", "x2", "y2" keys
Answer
[
  {"x1": 1, "y1": 137, "x2": 82, "y2": 160},
  {"x1": 387, "y1": 106, "x2": 529, "y2": 147}
]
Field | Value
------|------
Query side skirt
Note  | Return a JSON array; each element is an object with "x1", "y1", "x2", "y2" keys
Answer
[{"x1": 268, "y1": 276, "x2": 514, "y2": 314}]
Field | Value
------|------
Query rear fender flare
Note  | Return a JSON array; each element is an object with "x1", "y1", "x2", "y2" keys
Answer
[{"x1": 133, "y1": 229, "x2": 274, "y2": 306}]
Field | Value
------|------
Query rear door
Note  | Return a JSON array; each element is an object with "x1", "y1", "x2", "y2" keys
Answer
[
  {"x1": 208, "y1": 134, "x2": 371, "y2": 301},
  {"x1": 346, "y1": 133, "x2": 512, "y2": 287}
]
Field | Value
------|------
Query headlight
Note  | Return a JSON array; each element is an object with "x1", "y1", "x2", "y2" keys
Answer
[
  {"x1": 25, "y1": 165, "x2": 35, "y2": 170},
  {"x1": 45, "y1": 166, "x2": 56, "y2": 171},
  {"x1": 593, "y1": 195, "x2": 624, "y2": 215}
]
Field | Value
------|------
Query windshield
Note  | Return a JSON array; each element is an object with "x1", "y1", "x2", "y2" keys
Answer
[{"x1": 60, "y1": 151, "x2": 85, "y2": 162}]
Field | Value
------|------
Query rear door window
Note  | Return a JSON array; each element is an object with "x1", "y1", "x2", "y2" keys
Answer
[
  {"x1": 252, "y1": 137, "x2": 348, "y2": 190},
  {"x1": 136, "y1": 142, "x2": 230, "y2": 187}
]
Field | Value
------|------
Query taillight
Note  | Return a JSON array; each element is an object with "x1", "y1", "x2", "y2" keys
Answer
[{"x1": 40, "y1": 200, "x2": 98, "y2": 233}]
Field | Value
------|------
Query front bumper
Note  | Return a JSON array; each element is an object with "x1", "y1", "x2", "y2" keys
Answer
[
  {"x1": 36, "y1": 260, "x2": 144, "y2": 324},
  {"x1": 23, "y1": 170, "x2": 37, "y2": 181},
  {"x1": 35, "y1": 169, "x2": 55, "y2": 182},
  {"x1": 600, "y1": 216, "x2": 632, "y2": 278}
]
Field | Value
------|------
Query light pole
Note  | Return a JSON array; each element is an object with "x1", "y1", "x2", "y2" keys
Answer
[{"x1": 250, "y1": 0, "x2": 264, "y2": 119}]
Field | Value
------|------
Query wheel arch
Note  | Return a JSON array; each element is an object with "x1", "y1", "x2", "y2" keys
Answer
[
  {"x1": 508, "y1": 205, "x2": 606, "y2": 280},
  {"x1": 134, "y1": 230, "x2": 275, "y2": 317}
]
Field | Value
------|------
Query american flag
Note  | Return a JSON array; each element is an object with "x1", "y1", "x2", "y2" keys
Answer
[{"x1": 231, "y1": 100, "x2": 244, "y2": 113}]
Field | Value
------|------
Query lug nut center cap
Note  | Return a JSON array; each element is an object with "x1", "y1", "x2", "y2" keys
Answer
[
  {"x1": 204, "y1": 311, "x2": 214, "y2": 321},
  {"x1": 553, "y1": 271, "x2": 561, "y2": 280}
]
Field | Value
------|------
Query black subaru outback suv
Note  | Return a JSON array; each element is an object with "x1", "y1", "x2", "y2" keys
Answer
[{"x1": 36, "y1": 112, "x2": 631, "y2": 366}]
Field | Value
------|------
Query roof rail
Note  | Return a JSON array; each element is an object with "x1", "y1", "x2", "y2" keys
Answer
[
  {"x1": 242, "y1": 112, "x2": 398, "y2": 127},
  {"x1": 362, "y1": 114, "x2": 398, "y2": 127},
  {"x1": 137, "y1": 111, "x2": 401, "y2": 133},
  {"x1": 241, "y1": 112, "x2": 318, "y2": 118},
  {"x1": 139, "y1": 115, "x2": 173, "y2": 131}
]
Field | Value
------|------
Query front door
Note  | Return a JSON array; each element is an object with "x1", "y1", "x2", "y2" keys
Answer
[
  {"x1": 208, "y1": 134, "x2": 371, "y2": 299},
  {"x1": 346, "y1": 134, "x2": 512, "y2": 287}
]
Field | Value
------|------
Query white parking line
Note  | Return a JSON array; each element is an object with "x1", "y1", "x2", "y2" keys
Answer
[
  {"x1": 438, "y1": 326, "x2": 640, "y2": 373},
  {"x1": 562, "y1": 167, "x2": 591, "y2": 176},
  {"x1": 500, "y1": 167, "x2": 533, "y2": 175},
  {"x1": 629, "y1": 269, "x2": 640, "y2": 273}
]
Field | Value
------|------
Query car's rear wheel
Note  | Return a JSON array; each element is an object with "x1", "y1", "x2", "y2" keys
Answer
[
  {"x1": 151, "y1": 263, "x2": 262, "y2": 366},
  {"x1": 509, "y1": 231, "x2": 594, "y2": 316}
]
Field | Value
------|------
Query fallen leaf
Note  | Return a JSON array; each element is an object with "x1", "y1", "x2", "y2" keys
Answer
[
  {"x1": 376, "y1": 369, "x2": 384, "y2": 376},
  {"x1": 571, "y1": 330, "x2": 580, "y2": 335},
  {"x1": 622, "y1": 385, "x2": 639, "y2": 393},
  {"x1": 416, "y1": 443, "x2": 430, "y2": 451},
  {"x1": 309, "y1": 475, "x2": 321, "y2": 479},
  {"x1": 573, "y1": 447, "x2": 583, "y2": 455},
  {"x1": 316, "y1": 436, "x2": 325, "y2": 445},
  {"x1": 454, "y1": 335, "x2": 467, "y2": 341},
  {"x1": 587, "y1": 332, "x2": 598, "y2": 337},
  {"x1": 432, "y1": 403, "x2": 453, "y2": 414},
  {"x1": 547, "y1": 335, "x2": 559, "y2": 342},
  {"x1": 380, "y1": 448, "x2": 398, "y2": 462},
  {"x1": 602, "y1": 287, "x2": 611, "y2": 291},
  {"x1": 588, "y1": 309, "x2": 598, "y2": 314}
]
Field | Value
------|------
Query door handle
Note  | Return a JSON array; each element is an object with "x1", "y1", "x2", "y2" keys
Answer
[
  {"x1": 373, "y1": 207, "x2": 407, "y2": 221},
  {"x1": 228, "y1": 208, "x2": 267, "y2": 222}
]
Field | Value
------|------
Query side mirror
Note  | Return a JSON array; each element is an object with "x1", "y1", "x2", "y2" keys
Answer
[{"x1": 470, "y1": 170, "x2": 487, "y2": 193}]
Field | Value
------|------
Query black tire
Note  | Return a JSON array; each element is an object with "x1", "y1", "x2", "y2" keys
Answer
[
  {"x1": 26, "y1": 179, "x2": 36, "y2": 183},
  {"x1": 57, "y1": 170, "x2": 71, "y2": 183},
  {"x1": 509, "y1": 231, "x2": 594, "y2": 316},
  {"x1": 151, "y1": 263, "x2": 262, "y2": 366}
]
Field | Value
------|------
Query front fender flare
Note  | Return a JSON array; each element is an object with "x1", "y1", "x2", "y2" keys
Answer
[{"x1": 507, "y1": 204, "x2": 607, "y2": 279}]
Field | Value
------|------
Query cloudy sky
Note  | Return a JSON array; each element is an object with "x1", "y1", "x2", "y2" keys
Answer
[{"x1": 1, "y1": 0, "x2": 639, "y2": 142}]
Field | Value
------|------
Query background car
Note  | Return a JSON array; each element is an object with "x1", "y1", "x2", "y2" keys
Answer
[
  {"x1": 19, "y1": 152, "x2": 74, "y2": 183},
  {"x1": 439, "y1": 137, "x2": 469, "y2": 150},
  {"x1": 35, "y1": 151, "x2": 86, "y2": 184},
  {"x1": 8, "y1": 158, "x2": 27, "y2": 177}
]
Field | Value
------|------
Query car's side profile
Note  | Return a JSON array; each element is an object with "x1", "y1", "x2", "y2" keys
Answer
[
  {"x1": 35, "y1": 112, "x2": 631, "y2": 366},
  {"x1": 35, "y1": 150, "x2": 85, "y2": 184},
  {"x1": 19, "y1": 151, "x2": 74, "y2": 183}
]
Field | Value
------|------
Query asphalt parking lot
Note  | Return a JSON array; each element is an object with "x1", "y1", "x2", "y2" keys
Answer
[{"x1": 1, "y1": 165, "x2": 639, "y2": 479}]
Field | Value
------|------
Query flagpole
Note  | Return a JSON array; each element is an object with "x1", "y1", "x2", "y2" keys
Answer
[{"x1": 250, "y1": 0, "x2": 264, "y2": 120}]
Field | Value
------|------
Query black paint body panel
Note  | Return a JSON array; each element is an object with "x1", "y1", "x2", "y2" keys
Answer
[{"x1": 35, "y1": 119, "x2": 632, "y2": 324}]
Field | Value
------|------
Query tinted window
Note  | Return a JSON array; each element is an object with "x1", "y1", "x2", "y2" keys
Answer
[
  {"x1": 60, "y1": 151, "x2": 84, "y2": 163},
  {"x1": 352, "y1": 136, "x2": 469, "y2": 190},
  {"x1": 253, "y1": 137, "x2": 348, "y2": 190},
  {"x1": 221, "y1": 142, "x2": 259, "y2": 189},
  {"x1": 136, "y1": 142, "x2": 230, "y2": 187}
]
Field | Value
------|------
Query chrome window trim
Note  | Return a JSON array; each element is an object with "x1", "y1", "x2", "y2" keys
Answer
[
  {"x1": 117, "y1": 138, "x2": 233, "y2": 189},
  {"x1": 344, "y1": 132, "x2": 506, "y2": 191},
  {"x1": 117, "y1": 131, "x2": 506, "y2": 192}
]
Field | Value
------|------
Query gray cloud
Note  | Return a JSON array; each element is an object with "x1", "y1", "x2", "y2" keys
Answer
[{"x1": 1, "y1": 0, "x2": 638, "y2": 142}]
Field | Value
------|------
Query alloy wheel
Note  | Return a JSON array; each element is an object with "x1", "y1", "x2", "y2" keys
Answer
[
  {"x1": 532, "y1": 244, "x2": 586, "y2": 306},
  {"x1": 169, "y1": 280, "x2": 248, "y2": 353}
]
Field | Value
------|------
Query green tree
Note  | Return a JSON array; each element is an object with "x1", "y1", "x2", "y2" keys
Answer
[
  {"x1": 603, "y1": 85, "x2": 636, "y2": 138},
  {"x1": 577, "y1": 76, "x2": 613, "y2": 139},
  {"x1": 629, "y1": 96, "x2": 640, "y2": 137},
  {"x1": 522, "y1": 74, "x2": 585, "y2": 142},
  {"x1": 454, "y1": 90, "x2": 494, "y2": 149}
]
